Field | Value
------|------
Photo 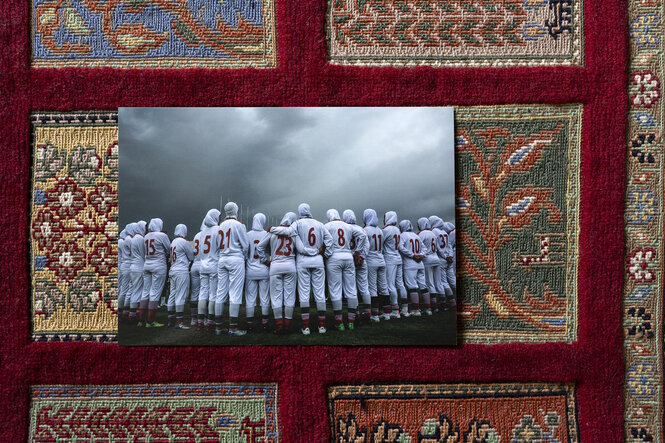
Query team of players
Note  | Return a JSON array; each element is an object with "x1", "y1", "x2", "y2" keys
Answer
[{"x1": 117, "y1": 202, "x2": 456, "y2": 336}]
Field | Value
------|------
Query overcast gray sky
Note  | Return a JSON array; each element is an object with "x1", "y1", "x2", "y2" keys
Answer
[{"x1": 119, "y1": 107, "x2": 455, "y2": 237}]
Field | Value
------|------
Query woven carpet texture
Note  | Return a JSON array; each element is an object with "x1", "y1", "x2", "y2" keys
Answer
[{"x1": 0, "y1": 0, "x2": 636, "y2": 440}]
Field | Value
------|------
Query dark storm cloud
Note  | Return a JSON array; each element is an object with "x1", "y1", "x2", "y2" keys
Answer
[{"x1": 119, "y1": 107, "x2": 455, "y2": 237}]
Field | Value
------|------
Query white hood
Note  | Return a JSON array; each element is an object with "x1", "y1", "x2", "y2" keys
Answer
[
  {"x1": 148, "y1": 218, "x2": 163, "y2": 232},
  {"x1": 428, "y1": 216, "x2": 444, "y2": 230},
  {"x1": 417, "y1": 217, "x2": 430, "y2": 231},
  {"x1": 203, "y1": 209, "x2": 220, "y2": 228},
  {"x1": 384, "y1": 211, "x2": 398, "y2": 226},
  {"x1": 174, "y1": 224, "x2": 187, "y2": 238},
  {"x1": 342, "y1": 209, "x2": 356, "y2": 224},
  {"x1": 281, "y1": 212, "x2": 297, "y2": 226},
  {"x1": 136, "y1": 220, "x2": 147, "y2": 235},
  {"x1": 363, "y1": 209, "x2": 378, "y2": 227},
  {"x1": 252, "y1": 213, "x2": 266, "y2": 231},
  {"x1": 326, "y1": 209, "x2": 341, "y2": 221},
  {"x1": 224, "y1": 201, "x2": 238, "y2": 218},
  {"x1": 298, "y1": 203, "x2": 312, "y2": 218},
  {"x1": 399, "y1": 220, "x2": 413, "y2": 233}
]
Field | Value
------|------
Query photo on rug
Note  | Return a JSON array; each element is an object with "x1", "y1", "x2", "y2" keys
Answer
[{"x1": 118, "y1": 107, "x2": 456, "y2": 346}]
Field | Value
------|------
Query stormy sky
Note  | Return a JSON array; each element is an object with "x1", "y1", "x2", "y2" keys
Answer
[{"x1": 118, "y1": 107, "x2": 455, "y2": 237}]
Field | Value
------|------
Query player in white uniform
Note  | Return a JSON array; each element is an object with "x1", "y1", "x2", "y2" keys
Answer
[
  {"x1": 141, "y1": 218, "x2": 171, "y2": 327},
  {"x1": 216, "y1": 202, "x2": 249, "y2": 336},
  {"x1": 269, "y1": 203, "x2": 333, "y2": 334},
  {"x1": 117, "y1": 226, "x2": 131, "y2": 322},
  {"x1": 257, "y1": 212, "x2": 302, "y2": 334},
  {"x1": 168, "y1": 224, "x2": 194, "y2": 329},
  {"x1": 429, "y1": 216, "x2": 454, "y2": 310},
  {"x1": 343, "y1": 210, "x2": 370, "y2": 323},
  {"x1": 363, "y1": 209, "x2": 390, "y2": 321},
  {"x1": 189, "y1": 223, "x2": 204, "y2": 326},
  {"x1": 198, "y1": 209, "x2": 221, "y2": 330},
  {"x1": 398, "y1": 220, "x2": 428, "y2": 316},
  {"x1": 382, "y1": 211, "x2": 408, "y2": 317},
  {"x1": 129, "y1": 220, "x2": 147, "y2": 324},
  {"x1": 442, "y1": 221, "x2": 457, "y2": 306},
  {"x1": 417, "y1": 218, "x2": 440, "y2": 315},
  {"x1": 246, "y1": 213, "x2": 271, "y2": 332},
  {"x1": 324, "y1": 209, "x2": 365, "y2": 331}
]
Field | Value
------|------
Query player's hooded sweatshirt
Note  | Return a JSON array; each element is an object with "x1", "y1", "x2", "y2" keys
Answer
[
  {"x1": 440, "y1": 221, "x2": 455, "y2": 259},
  {"x1": 417, "y1": 217, "x2": 439, "y2": 266},
  {"x1": 191, "y1": 222, "x2": 205, "y2": 272},
  {"x1": 129, "y1": 220, "x2": 147, "y2": 273},
  {"x1": 429, "y1": 216, "x2": 448, "y2": 260},
  {"x1": 118, "y1": 225, "x2": 132, "y2": 272},
  {"x1": 444, "y1": 222, "x2": 456, "y2": 251},
  {"x1": 247, "y1": 213, "x2": 270, "y2": 279},
  {"x1": 170, "y1": 224, "x2": 194, "y2": 276},
  {"x1": 343, "y1": 209, "x2": 369, "y2": 260},
  {"x1": 325, "y1": 209, "x2": 365, "y2": 260},
  {"x1": 199, "y1": 209, "x2": 221, "y2": 275},
  {"x1": 382, "y1": 211, "x2": 402, "y2": 266},
  {"x1": 217, "y1": 202, "x2": 249, "y2": 259},
  {"x1": 257, "y1": 212, "x2": 299, "y2": 275},
  {"x1": 143, "y1": 218, "x2": 171, "y2": 273},
  {"x1": 269, "y1": 203, "x2": 331, "y2": 266},
  {"x1": 363, "y1": 209, "x2": 386, "y2": 268},
  {"x1": 398, "y1": 220, "x2": 425, "y2": 270}
]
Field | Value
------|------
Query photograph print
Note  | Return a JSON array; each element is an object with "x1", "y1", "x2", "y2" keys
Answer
[{"x1": 118, "y1": 107, "x2": 457, "y2": 346}]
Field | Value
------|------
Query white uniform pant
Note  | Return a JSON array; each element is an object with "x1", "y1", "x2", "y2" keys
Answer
[
  {"x1": 270, "y1": 272, "x2": 296, "y2": 309},
  {"x1": 355, "y1": 262, "x2": 369, "y2": 297},
  {"x1": 326, "y1": 257, "x2": 357, "y2": 301},
  {"x1": 424, "y1": 263, "x2": 442, "y2": 294},
  {"x1": 437, "y1": 258, "x2": 451, "y2": 291},
  {"x1": 199, "y1": 272, "x2": 217, "y2": 302},
  {"x1": 385, "y1": 262, "x2": 406, "y2": 300},
  {"x1": 118, "y1": 267, "x2": 131, "y2": 308},
  {"x1": 190, "y1": 266, "x2": 200, "y2": 302},
  {"x1": 142, "y1": 269, "x2": 167, "y2": 302},
  {"x1": 245, "y1": 278, "x2": 270, "y2": 309},
  {"x1": 296, "y1": 265, "x2": 326, "y2": 306},
  {"x1": 442, "y1": 259, "x2": 456, "y2": 290},
  {"x1": 217, "y1": 256, "x2": 246, "y2": 305},
  {"x1": 168, "y1": 273, "x2": 190, "y2": 310},
  {"x1": 367, "y1": 264, "x2": 388, "y2": 297},
  {"x1": 129, "y1": 270, "x2": 144, "y2": 308},
  {"x1": 403, "y1": 267, "x2": 427, "y2": 291}
]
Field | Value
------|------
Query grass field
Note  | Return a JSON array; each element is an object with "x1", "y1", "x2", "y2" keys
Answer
[{"x1": 119, "y1": 304, "x2": 457, "y2": 346}]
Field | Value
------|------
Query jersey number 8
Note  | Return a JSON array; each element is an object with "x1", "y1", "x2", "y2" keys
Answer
[{"x1": 337, "y1": 228, "x2": 346, "y2": 247}]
